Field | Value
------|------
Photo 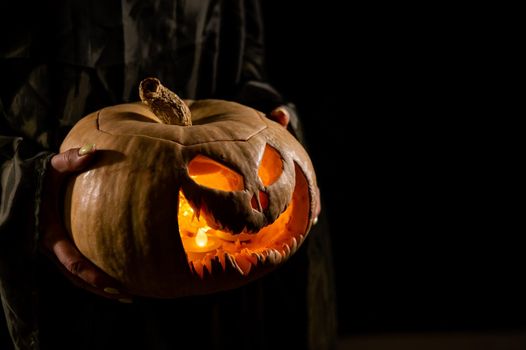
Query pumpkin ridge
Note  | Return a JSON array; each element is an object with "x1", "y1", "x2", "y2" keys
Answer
[
  {"x1": 96, "y1": 123, "x2": 270, "y2": 146},
  {"x1": 95, "y1": 114, "x2": 267, "y2": 146},
  {"x1": 96, "y1": 102, "x2": 269, "y2": 144}
]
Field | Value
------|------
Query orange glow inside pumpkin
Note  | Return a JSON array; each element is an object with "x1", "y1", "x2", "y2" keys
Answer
[
  {"x1": 178, "y1": 152, "x2": 310, "y2": 277},
  {"x1": 258, "y1": 145, "x2": 283, "y2": 186},
  {"x1": 187, "y1": 155, "x2": 244, "y2": 191},
  {"x1": 195, "y1": 229, "x2": 208, "y2": 247}
]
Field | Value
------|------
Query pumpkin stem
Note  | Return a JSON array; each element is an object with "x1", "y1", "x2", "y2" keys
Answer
[{"x1": 139, "y1": 77, "x2": 192, "y2": 126}]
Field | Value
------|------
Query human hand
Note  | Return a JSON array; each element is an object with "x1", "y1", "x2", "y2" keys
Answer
[
  {"x1": 267, "y1": 105, "x2": 290, "y2": 127},
  {"x1": 40, "y1": 144, "x2": 132, "y2": 302},
  {"x1": 268, "y1": 105, "x2": 321, "y2": 224}
]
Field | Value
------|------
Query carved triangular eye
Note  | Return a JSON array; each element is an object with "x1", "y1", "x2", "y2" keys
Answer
[
  {"x1": 258, "y1": 144, "x2": 283, "y2": 186},
  {"x1": 188, "y1": 155, "x2": 244, "y2": 191}
]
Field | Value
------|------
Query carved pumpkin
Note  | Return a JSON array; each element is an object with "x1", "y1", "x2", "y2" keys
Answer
[{"x1": 60, "y1": 78, "x2": 319, "y2": 298}]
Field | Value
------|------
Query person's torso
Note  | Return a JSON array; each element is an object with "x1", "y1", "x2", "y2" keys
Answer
[{"x1": 0, "y1": 0, "x2": 249, "y2": 150}]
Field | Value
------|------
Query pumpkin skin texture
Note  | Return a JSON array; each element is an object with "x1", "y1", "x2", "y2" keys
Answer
[{"x1": 60, "y1": 85, "x2": 319, "y2": 298}]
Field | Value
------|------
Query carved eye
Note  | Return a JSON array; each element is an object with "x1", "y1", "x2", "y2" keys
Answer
[
  {"x1": 188, "y1": 155, "x2": 244, "y2": 191},
  {"x1": 257, "y1": 144, "x2": 283, "y2": 186},
  {"x1": 250, "y1": 145, "x2": 283, "y2": 212}
]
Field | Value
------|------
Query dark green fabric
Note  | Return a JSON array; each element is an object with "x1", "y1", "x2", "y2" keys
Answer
[
  {"x1": 1, "y1": 1, "x2": 336, "y2": 349},
  {"x1": 0, "y1": 134, "x2": 51, "y2": 350}
]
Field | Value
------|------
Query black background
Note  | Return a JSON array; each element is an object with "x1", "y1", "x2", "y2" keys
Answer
[
  {"x1": 0, "y1": 2, "x2": 521, "y2": 346},
  {"x1": 262, "y1": 1, "x2": 524, "y2": 337}
]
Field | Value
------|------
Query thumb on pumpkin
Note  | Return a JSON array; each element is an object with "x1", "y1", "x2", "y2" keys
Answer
[
  {"x1": 50, "y1": 144, "x2": 96, "y2": 177},
  {"x1": 41, "y1": 144, "x2": 131, "y2": 301}
]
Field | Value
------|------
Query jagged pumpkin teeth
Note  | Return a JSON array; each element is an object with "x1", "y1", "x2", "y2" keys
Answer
[
  {"x1": 217, "y1": 253, "x2": 227, "y2": 270},
  {"x1": 257, "y1": 252, "x2": 267, "y2": 263},
  {"x1": 272, "y1": 249, "x2": 283, "y2": 264},
  {"x1": 268, "y1": 250, "x2": 278, "y2": 265},
  {"x1": 274, "y1": 250, "x2": 283, "y2": 264},
  {"x1": 282, "y1": 244, "x2": 291, "y2": 257},
  {"x1": 192, "y1": 261, "x2": 204, "y2": 279},
  {"x1": 265, "y1": 250, "x2": 273, "y2": 264},
  {"x1": 200, "y1": 263, "x2": 209, "y2": 277},
  {"x1": 252, "y1": 252, "x2": 263, "y2": 263},
  {"x1": 234, "y1": 255, "x2": 253, "y2": 275},
  {"x1": 60, "y1": 77, "x2": 320, "y2": 298},
  {"x1": 268, "y1": 250, "x2": 276, "y2": 264},
  {"x1": 290, "y1": 238, "x2": 298, "y2": 254},
  {"x1": 203, "y1": 256, "x2": 213, "y2": 274},
  {"x1": 244, "y1": 253, "x2": 258, "y2": 265},
  {"x1": 230, "y1": 258, "x2": 244, "y2": 275},
  {"x1": 212, "y1": 257, "x2": 223, "y2": 274},
  {"x1": 225, "y1": 253, "x2": 237, "y2": 269}
]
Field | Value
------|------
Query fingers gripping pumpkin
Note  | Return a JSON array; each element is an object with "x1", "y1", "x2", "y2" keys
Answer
[{"x1": 60, "y1": 78, "x2": 320, "y2": 298}]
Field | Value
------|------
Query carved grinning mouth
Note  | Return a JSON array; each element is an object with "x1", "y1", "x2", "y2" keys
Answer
[
  {"x1": 178, "y1": 191, "x2": 306, "y2": 278},
  {"x1": 177, "y1": 163, "x2": 310, "y2": 278}
]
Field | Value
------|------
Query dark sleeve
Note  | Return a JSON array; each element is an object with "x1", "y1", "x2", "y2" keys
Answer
[
  {"x1": 1, "y1": 100, "x2": 52, "y2": 350},
  {"x1": 235, "y1": 2, "x2": 338, "y2": 349},
  {"x1": 233, "y1": 0, "x2": 303, "y2": 141}
]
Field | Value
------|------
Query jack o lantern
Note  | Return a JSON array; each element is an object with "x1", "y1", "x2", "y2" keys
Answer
[{"x1": 60, "y1": 78, "x2": 320, "y2": 298}]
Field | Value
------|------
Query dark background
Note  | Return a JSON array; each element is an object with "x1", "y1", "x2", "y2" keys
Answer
[
  {"x1": 1, "y1": 2, "x2": 521, "y2": 347},
  {"x1": 262, "y1": 1, "x2": 524, "y2": 337}
]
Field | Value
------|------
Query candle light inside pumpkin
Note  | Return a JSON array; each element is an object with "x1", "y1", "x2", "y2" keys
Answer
[
  {"x1": 182, "y1": 226, "x2": 221, "y2": 258},
  {"x1": 195, "y1": 227, "x2": 209, "y2": 247},
  {"x1": 179, "y1": 191, "x2": 222, "y2": 257}
]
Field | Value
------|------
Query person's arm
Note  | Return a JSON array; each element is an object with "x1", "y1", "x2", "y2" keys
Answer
[
  {"x1": 0, "y1": 102, "x2": 51, "y2": 349},
  {"x1": 1, "y1": 97, "x2": 130, "y2": 349},
  {"x1": 39, "y1": 146, "x2": 132, "y2": 300},
  {"x1": 234, "y1": 0, "x2": 304, "y2": 142},
  {"x1": 1, "y1": 104, "x2": 131, "y2": 295},
  {"x1": 233, "y1": 5, "x2": 336, "y2": 349}
]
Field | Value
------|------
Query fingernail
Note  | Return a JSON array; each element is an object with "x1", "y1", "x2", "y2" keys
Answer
[
  {"x1": 103, "y1": 287, "x2": 120, "y2": 295},
  {"x1": 273, "y1": 108, "x2": 286, "y2": 117},
  {"x1": 78, "y1": 143, "x2": 96, "y2": 156},
  {"x1": 313, "y1": 216, "x2": 319, "y2": 225},
  {"x1": 118, "y1": 298, "x2": 133, "y2": 304}
]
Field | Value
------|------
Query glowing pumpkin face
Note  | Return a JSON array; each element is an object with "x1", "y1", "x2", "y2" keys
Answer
[{"x1": 60, "y1": 79, "x2": 319, "y2": 298}]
